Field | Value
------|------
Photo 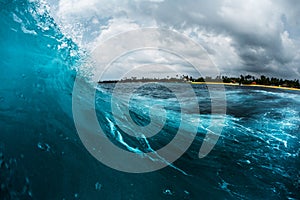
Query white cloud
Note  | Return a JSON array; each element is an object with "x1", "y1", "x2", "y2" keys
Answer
[{"x1": 48, "y1": 0, "x2": 300, "y2": 79}]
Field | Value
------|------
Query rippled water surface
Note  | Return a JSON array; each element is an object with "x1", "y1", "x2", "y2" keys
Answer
[{"x1": 0, "y1": 1, "x2": 299, "y2": 199}]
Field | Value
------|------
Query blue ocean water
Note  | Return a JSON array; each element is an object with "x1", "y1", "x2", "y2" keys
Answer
[{"x1": 0, "y1": 1, "x2": 299, "y2": 199}]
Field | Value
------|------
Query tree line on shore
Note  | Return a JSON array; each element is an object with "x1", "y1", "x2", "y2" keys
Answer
[
  {"x1": 99, "y1": 74, "x2": 299, "y2": 88},
  {"x1": 188, "y1": 75, "x2": 300, "y2": 88}
]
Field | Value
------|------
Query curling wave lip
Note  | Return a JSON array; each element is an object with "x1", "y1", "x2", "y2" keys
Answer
[{"x1": 72, "y1": 28, "x2": 227, "y2": 173}]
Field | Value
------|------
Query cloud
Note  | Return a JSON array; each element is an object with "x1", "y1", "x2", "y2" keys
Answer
[{"x1": 48, "y1": 0, "x2": 300, "y2": 79}]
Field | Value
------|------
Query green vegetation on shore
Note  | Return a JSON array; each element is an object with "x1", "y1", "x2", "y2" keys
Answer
[
  {"x1": 188, "y1": 75, "x2": 300, "y2": 89},
  {"x1": 99, "y1": 74, "x2": 300, "y2": 89}
]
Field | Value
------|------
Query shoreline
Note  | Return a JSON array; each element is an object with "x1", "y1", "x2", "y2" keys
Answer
[
  {"x1": 98, "y1": 81, "x2": 300, "y2": 91},
  {"x1": 191, "y1": 82, "x2": 300, "y2": 91}
]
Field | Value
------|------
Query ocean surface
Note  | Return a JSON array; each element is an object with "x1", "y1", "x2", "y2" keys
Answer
[{"x1": 0, "y1": 1, "x2": 299, "y2": 199}]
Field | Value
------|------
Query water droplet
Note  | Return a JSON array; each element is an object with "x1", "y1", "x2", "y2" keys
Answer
[
  {"x1": 95, "y1": 182, "x2": 102, "y2": 191},
  {"x1": 25, "y1": 177, "x2": 30, "y2": 184},
  {"x1": 184, "y1": 190, "x2": 190, "y2": 195},
  {"x1": 220, "y1": 181, "x2": 229, "y2": 190},
  {"x1": 37, "y1": 142, "x2": 51, "y2": 152},
  {"x1": 163, "y1": 189, "x2": 174, "y2": 196}
]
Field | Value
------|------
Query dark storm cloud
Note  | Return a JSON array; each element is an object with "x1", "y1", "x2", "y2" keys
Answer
[
  {"x1": 232, "y1": 33, "x2": 287, "y2": 69},
  {"x1": 138, "y1": 0, "x2": 300, "y2": 78},
  {"x1": 54, "y1": 0, "x2": 300, "y2": 78}
]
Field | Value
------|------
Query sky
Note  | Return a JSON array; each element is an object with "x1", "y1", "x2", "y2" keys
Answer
[{"x1": 47, "y1": 0, "x2": 300, "y2": 80}]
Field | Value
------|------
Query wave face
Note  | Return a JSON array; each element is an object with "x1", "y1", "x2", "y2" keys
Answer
[{"x1": 0, "y1": 1, "x2": 300, "y2": 199}]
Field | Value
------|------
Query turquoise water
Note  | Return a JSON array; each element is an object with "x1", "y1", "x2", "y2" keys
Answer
[{"x1": 0, "y1": 1, "x2": 299, "y2": 199}]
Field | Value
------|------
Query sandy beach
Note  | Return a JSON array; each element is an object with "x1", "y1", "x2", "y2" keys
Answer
[{"x1": 191, "y1": 82, "x2": 300, "y2": 91}]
